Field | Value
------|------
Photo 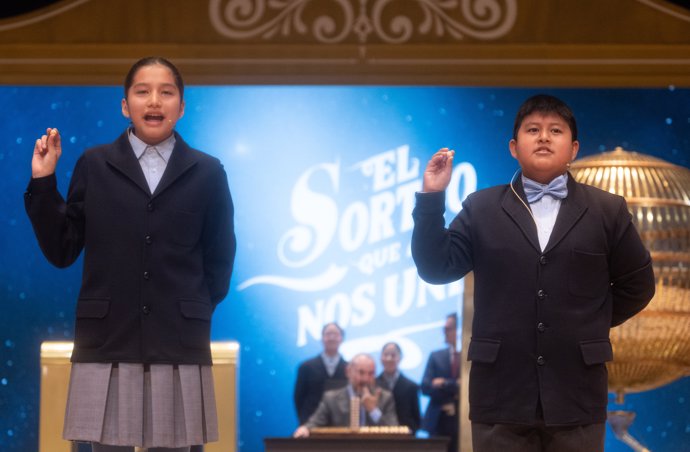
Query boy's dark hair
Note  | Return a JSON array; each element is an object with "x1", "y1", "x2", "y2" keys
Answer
[
  {"x1": 512, "y1": 94, "x2": 577, "y2": 141},
  {"x1": 124, "y1": 56, "x2": 185, "y2": 100}
]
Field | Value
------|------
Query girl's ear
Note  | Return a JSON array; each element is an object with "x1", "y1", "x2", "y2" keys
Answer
[{"x1": 121, "y1": 98, "x2": 130, "y2": 118}]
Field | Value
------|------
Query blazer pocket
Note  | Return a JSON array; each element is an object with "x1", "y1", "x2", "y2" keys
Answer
[
  {"x1": 580, "y1": 339, "x2": 613, "y2": 365},
  {"x1": 76, "y1": 298, "x2": 110, "y2": 318},
  {"x1": 579, "y1": 339, "x2": 612, "y2": 408},
  {"x1": 74, "y1": 298, "x2": 110, "y2": 348},
  {"x1": 178, "y1": 299, "x2": 212, "y2": 350},
  {"x1": 468, "y1": 338, "x2": 501, "y2": 364},
  {"x1": 468, "y1": 338, "x2": 501, "y2": 408},
  {"x1": 179, "y1": 299, "x2": 212, "y2": 320},
  {"x1": 168, "y1": 209, "x2": 203, "y2": 247},
  {"x1": 568, "y1": 249, "x2": 609, "y2": 298}
]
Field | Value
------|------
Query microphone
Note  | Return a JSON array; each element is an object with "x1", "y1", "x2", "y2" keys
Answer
[{"x1": 509, "y1": 168, "x2": 537, "y2": 223}]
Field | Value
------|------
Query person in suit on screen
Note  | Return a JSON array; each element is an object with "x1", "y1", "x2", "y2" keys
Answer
[
  {"x1": 376, "y1": 341, "x2": 421, "y2": 434},
  {"x1": 293, "y1": 353, "x2": 398, "y2": 437},
  {"x1": 411, "y1": 94, "x2": 655, "y2": 452},
  {"x1": 25, "y1": 56, "x2": 236, "y2": 452},
  {"x1": 293, "y1": 322, "x2": 348, "y2": 424},
  {"x1": 421, "y1": 313, "x2": 460, "y2": 452}
]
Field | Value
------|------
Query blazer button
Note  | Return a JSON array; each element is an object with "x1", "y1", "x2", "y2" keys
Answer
[
  {"x1": 539, "y1": 255, "x2": 548, "y2": 265},
  {"x1": 537, "y1": 356, "x2": 545, "y2": 366},
  {"x1": 145, "y1": 235, "x2": 152, "y2": 244},
  {"x1": 537, "y1": 322, "x2": 546, "y2": 333},
  {"x1": 147, "y1": 202, "x2": 154, "y2": 212},
  {"x1": 537, "y1": 289, "x2": 546, "y2": 300},
  {"x1": 143, "y1": 271, "x2": 150, "y2": 280},
  {"x1": 142, "y1": 305, "x2": 151, "y2": 315}
]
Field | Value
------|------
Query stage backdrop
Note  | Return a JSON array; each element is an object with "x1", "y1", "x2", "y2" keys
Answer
[{"x1": 0, "y1": 87, "x2": 689, "y2": 452}]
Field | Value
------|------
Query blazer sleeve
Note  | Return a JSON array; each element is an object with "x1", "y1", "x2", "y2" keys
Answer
[
  {"x1": 304, "y1": 391, "x2": 335, "y2": 429},
  {"x1": 24, "y1": 156, "x2": 87, "y2": 268},
  {"x1": 608, "y1": 198, "x2": 655, "y2": 326},
  {"x1": 201, "y1": 163, "x2": 236, "y2": 307},
  {"x1": 421, "y1": 351, "x2": 458, "y2": 401},
  {"x1": 293, "y1": 362, "x2": 309, "y2": 422},
  {"x1": 406, "y1": 379, "x2": 421, "y2": 432},
  {"x1": 412, "y1": 191, "x2": 473, "y2": 284}
]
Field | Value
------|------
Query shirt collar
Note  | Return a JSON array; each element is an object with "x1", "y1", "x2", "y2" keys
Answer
[
  {"x1": 128, "y1": 128, "x2": 176, "y2": 162},
  {"x1": 382, "y1": 371, "x2": 399, "y2": 388},
  {"x1": 321, "y1": 352, "x2": 341, "y2": 364}
]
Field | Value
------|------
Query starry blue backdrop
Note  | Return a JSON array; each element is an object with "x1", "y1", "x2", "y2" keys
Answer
[{"x1": 0, "y1": 86, "x2": 689, "y2": 452}]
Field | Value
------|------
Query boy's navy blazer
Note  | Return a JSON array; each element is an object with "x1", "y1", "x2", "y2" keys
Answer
[
  {"x1": 25, "y1": 131, "x2": 236, "y2": 365},
  {"x1": 412, "y1": 174, "x2": 655, "y2": 426}
]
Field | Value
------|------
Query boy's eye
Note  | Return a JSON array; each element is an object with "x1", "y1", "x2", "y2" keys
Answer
[
  {"x1": 527, "y1": 127, "x2": 539, "y2": 133},
  {"x1": 551, "y1": 128, "x2": 563, "y2": 134}
]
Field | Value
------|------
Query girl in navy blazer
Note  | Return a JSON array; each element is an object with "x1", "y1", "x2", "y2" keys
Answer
[{"x1": 25, "y1": 57, "x2": 236, "y2": 452}]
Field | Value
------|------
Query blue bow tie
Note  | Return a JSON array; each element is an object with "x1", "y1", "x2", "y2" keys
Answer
[{"x1": 523, "y1": 175, "x2": 568, "y2": 203}]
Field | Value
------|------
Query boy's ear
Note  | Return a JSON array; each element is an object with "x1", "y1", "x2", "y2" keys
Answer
[
  {"x1": 570, "y1": 140, "x2": 580, "y2": 161},
  {"x1": 509, "y1": 139, "x2": 518, "y2": 159},
  {"x1": 121, "y1": 98, "x2": 130, "y2": 118}
]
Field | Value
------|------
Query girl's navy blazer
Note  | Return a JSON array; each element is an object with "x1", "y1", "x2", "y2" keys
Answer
[{"x1": 25, "y1": 131, "x2": 236, "y2": 365}]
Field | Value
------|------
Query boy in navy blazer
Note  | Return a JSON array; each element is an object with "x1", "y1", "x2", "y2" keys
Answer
[{"x1": 412, "y1": 94, "x2": 655, "y2": 452}]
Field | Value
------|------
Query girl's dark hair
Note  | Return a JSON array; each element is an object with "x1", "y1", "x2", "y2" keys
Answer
[
  {"x1": 512, "y1": 94, "x2": 577, "y2": 141},
  {"x1": 123, "y1": 56, "x2": 184, "y2": 99}
]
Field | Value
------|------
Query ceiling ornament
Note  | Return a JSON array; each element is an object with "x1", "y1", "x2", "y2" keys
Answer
[{"x1": 208, "y1": 0, "x2": 517, "y2": 44}]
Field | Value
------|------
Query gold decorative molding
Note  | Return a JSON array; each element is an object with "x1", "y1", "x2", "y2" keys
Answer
[
  {"x1": 208, "y1": 0, "x2": 517, "y2": 44},
  {"x1": 0, "y1": 0, "x2": 689, "y2": 85}
]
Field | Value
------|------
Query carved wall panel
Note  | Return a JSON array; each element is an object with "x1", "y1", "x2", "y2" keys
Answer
[{"x1": 0, "y1": 0, "x2": 689, "y2": 85}]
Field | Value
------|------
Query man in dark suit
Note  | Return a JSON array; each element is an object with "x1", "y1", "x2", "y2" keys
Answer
[
  {"x1": 412, "y1": 95, "x2": 655, "y2": 452},
  {"x1": 294, "y1": 353, "x2": 398, "y2": 437},
  {"x1": 377, "y1": 342, "x2": 421, "y2": 434},
  {"x1": 421, "y1": 314, "x2": 459, "y2": 451},
  {"x1": 293, "y1": 322, "x2": 348, "y2": 424}
]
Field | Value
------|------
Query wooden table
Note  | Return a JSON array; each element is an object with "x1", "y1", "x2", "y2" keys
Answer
[{"x1": 264, "y1": 436, "x2": 449, "y2": 452}]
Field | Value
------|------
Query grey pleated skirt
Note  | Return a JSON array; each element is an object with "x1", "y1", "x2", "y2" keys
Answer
[{"x1": 63, "y1": 362, "x2": 218, "y2": 448}]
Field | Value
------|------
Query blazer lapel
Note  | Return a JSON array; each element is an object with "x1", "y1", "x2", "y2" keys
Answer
[
  {"x1": 501, "y1": 178, "x2": 541, "y2": 252},
  {"x1": 544, "y1": 174, "x2": 588, "y2": 252},
  {"x1": 337, "y1": 387, "x2": 352, "y2": 423},
  {"x1": 105, "y1": 132, "x2": 151, "y2": 195},
  {"x1": 152, "y1": 133, "x2": 198, "y2": 198}
]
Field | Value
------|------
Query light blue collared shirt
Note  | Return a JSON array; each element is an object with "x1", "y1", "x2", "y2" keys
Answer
[
  {"x1": 321, "y1": 352, "x2": 341, "y2": 377},
  {"x1": 381, "y1": 371, "x2": 399, "y2": 390},
  {"x1": 128, "y1": 129, "x2": 176, "y2": 193}
]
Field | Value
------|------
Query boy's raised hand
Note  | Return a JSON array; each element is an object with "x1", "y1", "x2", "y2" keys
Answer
[
  {"x1": 422, "y1": 148, "x2": 455, "y2": 192},
  {"x1": 32, "y1": 128, "x2": 62, "y2": 178}
]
